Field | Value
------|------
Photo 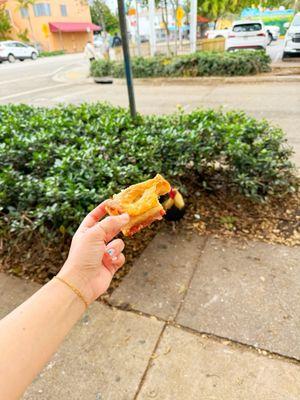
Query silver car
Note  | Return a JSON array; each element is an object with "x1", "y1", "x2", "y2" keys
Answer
[{"x1": 0, "y1": 41, "x2": 39, "y2": 63}]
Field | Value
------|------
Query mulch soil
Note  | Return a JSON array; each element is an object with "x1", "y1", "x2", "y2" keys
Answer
[{"x1": 1, "y1": 184, "x2": 299, "y2": 293}]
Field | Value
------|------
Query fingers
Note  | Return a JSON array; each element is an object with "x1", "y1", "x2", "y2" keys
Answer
[
  {"x1": 106, "y1": 238, "x2": 125, "y2": 258},
  {"x1": 92, "y1": 213, "x2": 129, "y2": 242},
  {"x1": 79, "y1": 200, "x2": 109, "y2": 230},
  {"x1": 103, "y1": 239, "x2": 125, "y2": 274},
  {"x1": 103, "y1": 253, "x2": 125, "y2": 275},
  {"x1": 113, "y1": 253, "x2": 125, "y2": 271}
]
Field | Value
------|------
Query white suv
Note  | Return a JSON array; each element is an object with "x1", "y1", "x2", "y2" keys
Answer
[
  {"x1": 283, "y1": 13, "x2": 300, "y2": 59},
  {"x1": 226, "y1": 20, "x2": 269, "y2": 52},
  {"x1": 0, "y1": 41, "x2": 39, "y2": 63}
]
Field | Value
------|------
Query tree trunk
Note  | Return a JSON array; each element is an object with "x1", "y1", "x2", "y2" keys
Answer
[
  {"x1": 162, "y1": 0, "x2": 171, "y2": 55},
  {"x1": 99, "y1": 7, "x2": 106, "y2": 33},
  {"x1": 27, "y1": 15, "x2": 36, "y2": 43},
  {"x1": 171, "y1": 3, "x2": 178, "y2": 56}
]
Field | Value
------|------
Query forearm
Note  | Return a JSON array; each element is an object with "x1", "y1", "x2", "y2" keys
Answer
[{"x1": 0, "y1": 278, "x2": 85, "y2": 400}]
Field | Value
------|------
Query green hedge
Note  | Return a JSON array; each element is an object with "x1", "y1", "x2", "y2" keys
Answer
[
  {"x1": 91, "y1": 51, "x2": 271, "y2": 78},
  {"x1": 39, "y1": 50, "x2": 65, "y2": 58},
  {"x1": 0, "y1": 103, "x2": 296, "y2": 235}
]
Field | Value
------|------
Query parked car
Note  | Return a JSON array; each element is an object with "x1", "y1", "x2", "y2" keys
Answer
[
  {"x1": 226, "y1": 20, "x2": 269, "y2": 52},
  {"x1": 0, "y1": 41, "x2": 39, "y2": 63},
  {"x1": 283, "y1": 13, "x2": 300, "y2": 59},
  {"x1": 205, "y1": 28, "x2": 229, "y2": 39}
]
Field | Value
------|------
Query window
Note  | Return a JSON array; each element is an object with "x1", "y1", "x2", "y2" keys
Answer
[
  {"x1": 33, "y1": 3, "x2": 51, "y2": 17},
  {"x1": 233, "y1": 23, "x2": 262, "y2": 33},
  {"x1": 60, "y1": 4, "x2": 67, "y2": 17},
  {"x1": 292, "y1": 16, "x2": 300, "y2": 27},
  {"x1": 15, "y1": 42, "x2": 27, "y2": 48},
  {"x1": 20, "y1": 7, "x2": 29, "y2": 18}
]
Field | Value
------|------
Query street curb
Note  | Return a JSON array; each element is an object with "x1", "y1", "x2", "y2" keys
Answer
[
  {"x1": 53, "y1": 66, "x2": 300, "y2": 86},
  {"x1": 112, "y1": 74, "x2": 300, "y2": 86}
]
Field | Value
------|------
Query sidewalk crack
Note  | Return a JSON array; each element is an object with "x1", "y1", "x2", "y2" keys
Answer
[
  {"x1": 133, "y1": 323, "x2": 167, "y2": 400},
  {"x1": 174, "y1": 235, "x2": 209, "y2": 320}
]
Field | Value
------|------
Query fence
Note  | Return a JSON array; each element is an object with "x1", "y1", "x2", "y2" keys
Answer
[
  {"x1": 118, "y1": 37, "x2": 225, "y2": 60},
  {"x1": 198, "y1": 37, "x2": 225, "y2": 52}
]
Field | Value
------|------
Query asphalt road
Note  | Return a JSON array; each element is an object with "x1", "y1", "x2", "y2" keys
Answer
[
  {"x1": 266, "y1": 38, "x2": 285, "y2": 63},
  {"x1": 0, "y1": 53, "x2": 86, "y2": 103},
  {"x1": 0, "y1": 42, "x2": 299, "y2": 168}
]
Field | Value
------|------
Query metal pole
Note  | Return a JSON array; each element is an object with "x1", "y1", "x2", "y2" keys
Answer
[
  {"x1": 117, "y1": 0, "x2": 137, "y2": 118},
  {"x1": 149, "y1": 0, "x2": 156, "y2": 56},
  {"x1": 190, "y1": 0, "x2": 197, "y2": 53}
]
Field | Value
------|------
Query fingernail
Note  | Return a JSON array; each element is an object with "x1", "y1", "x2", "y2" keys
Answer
[{"x1": 120, "y1": 213, "x2": 129, "y2": 223}]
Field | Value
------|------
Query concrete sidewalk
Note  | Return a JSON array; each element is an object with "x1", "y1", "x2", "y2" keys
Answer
[{"x1": 1, "y1": 230, "x2": 300, "y2": 399}]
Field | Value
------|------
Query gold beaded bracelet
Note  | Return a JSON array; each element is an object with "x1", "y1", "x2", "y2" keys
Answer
[{"x1": 54, "y1": 276, "x2": 88, "y2": 309}]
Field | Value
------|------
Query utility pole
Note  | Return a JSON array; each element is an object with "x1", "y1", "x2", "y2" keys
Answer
[
  {"x1": 149, "y1": 0, "x2": 156, "y2": 56},
  {"x1": 190, "y1": 0, "x2": 197, "y2": 53},
  {"x1": 117, "y1": 0, "x2": 137, "y2": 118}
]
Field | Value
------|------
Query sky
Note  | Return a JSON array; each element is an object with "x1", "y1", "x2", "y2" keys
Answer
[{"x1": 89, "y1": 0, "x2": 118, "y2": 13}]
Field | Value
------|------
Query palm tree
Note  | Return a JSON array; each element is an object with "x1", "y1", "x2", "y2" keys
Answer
[
  {"x1": 200, "y1": 0, "x2": 252, "y2": 28},
  {"x1": 284, "y1": 0, "x2": 300, "y2": 11},
  {"x1": 16, "y1": 0, "x2": 36, "y2": 43}
]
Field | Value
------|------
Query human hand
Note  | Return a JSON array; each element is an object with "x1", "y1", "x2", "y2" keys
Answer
[{"x1": 58, "y1": 202, "x2": 129, "y2": 305}]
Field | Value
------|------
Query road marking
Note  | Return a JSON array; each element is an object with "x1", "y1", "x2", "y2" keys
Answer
[
  {"x1": 0, "y1": 73, "x2": 52, "y2": 86},
  {"x1": 0, "y1": 82, "x2": 73, "y2": 101},
  {"x1": 0, "y1": 63, "x2": 83, "y2": 86}
]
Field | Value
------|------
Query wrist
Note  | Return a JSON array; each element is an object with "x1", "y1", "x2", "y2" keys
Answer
[{"x1": 57, "y1": 264, "x2": 95, "y2": 306}]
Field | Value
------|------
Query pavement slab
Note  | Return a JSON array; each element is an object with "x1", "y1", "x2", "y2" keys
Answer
[
  {"x1": 177, "y1": 237, "x2": 300, "y2": 360},
  {"x1": 23, "y1": 302, "x2": 163, "y2": 400},
  {"x1": 109, "y1": 230, "x2": 206, "y2": 320},
  {"x1": 0, "y1": 273, "x2": 163, "y2": 400},
  {"x1": 136, "y1": 325, "x2": 300, "y2": 400}
]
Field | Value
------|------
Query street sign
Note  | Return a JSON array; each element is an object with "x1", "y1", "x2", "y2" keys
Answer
[
  {"x1": 176, "y1": 6, "x2": 185, "y2": 26},
  {"x1": 42, "y1": 23, "x2": 50, "y2": 38},
  {"x1": 128, "y1": 8, "x2": 136, "y2": 16}
]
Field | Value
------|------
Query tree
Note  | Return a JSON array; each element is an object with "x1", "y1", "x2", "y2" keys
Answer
[
  {"x1": 262, "y1": 0, "x2": 300, "y2": 11},
  {"x1": 140, "y1": 0, "x2": 174, "y2": 54},
  {"x1": 199, "y1": 0, "x2": 299, "y2": 27},
  {"x1": 16, "y1": 0, "x2": 36, "y2": 42},
  {"x1": 90, "y1": 0, "x2": 119, "y2": 33},
  {"x1": 199, "y1": 0, "x2": 253, "y2": 27},
  {"x1": 17, "y1": 28, "x2": 30, "y2": 43},
  {"x1": 0, "y1": 4, "x2": 11, "y2": 40}
]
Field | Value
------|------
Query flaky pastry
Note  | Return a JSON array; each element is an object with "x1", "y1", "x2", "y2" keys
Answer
[{"x1": 105, "y1": 174, "x2": 171, "y2": 236}]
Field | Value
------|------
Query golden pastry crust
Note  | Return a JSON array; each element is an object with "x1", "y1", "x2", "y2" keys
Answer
[{"x1": 106, "y1": 174, "x2": 171, "y2": 236}]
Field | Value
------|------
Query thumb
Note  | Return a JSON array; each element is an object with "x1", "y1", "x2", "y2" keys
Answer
[{"x1": 90, "y1": 213, "x2": 130, "y2": 242}]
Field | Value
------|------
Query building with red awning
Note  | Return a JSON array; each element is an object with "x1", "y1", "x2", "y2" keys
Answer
[{"x1": 3, "y1": 0, "x2": 101, "y2": 53}]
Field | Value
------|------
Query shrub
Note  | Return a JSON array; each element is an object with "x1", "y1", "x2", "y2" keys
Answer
[
  {"x1": 90, "y1": 51, "x2": 271, "y2": 78},
  {"x1": 0, "y1": 103, "x2": 296, "y2": 236},
  {"x1": 39, "y1": 50, "x2": 65, "y2": 58}
]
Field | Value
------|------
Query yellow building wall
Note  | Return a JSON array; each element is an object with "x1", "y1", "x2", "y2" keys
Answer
[{"x1": 4, "y1": 0, "x2": 94, "y2": 52}]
